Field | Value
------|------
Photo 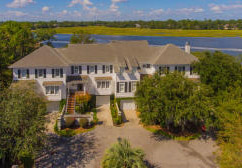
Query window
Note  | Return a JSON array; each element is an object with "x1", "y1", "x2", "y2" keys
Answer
[
  {"x1": 131, "y1": 82, "x2": 136, "y2": 92},
  {"x1": 178, "y1": 66, "x2": 186, "y2": 72},
  {"x1": 21, "y1": 69, "x2": 27, "y2": 78},
  {"x1": 45, "y1": 86, "x2": 59, "y2": 95},
  {"x1": 97, "y1": 81, "x2": 110, "y2": 89},
  {"x1": 97, "y1": 81, "x2": 102, "y2": 88},
  {"x1": 106, "y1": 66, "x2": 110, "y2": 73},
  {"x1": 143, "y1": 64, "x2": 151, "y2": 68},
  {"x1": 159, "y1": 66, "x2": 170, "y2": 74},
  {"x1": 119, "y1": 82, "x2": 125, "y2": 93},
  {"x1": 52, "y1": 68, "x2": 63, "y2": 78},
  {"x1": 74, "y1": 66, "x2": 79, "y2": 74},
  {"x1": 90, "y1": 66, "x2": 95, "y2": 73},
  {"x1": 35, "y1": 69, "x2": 46, "y2": 78}
]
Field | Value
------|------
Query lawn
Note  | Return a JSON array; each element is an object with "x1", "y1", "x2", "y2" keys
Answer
[{"x1": 54, "y1": 26, "x2": 242, "y2": 37}]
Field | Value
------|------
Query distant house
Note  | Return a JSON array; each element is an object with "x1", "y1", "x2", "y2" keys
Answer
[
  {"x1": 135, "y1": 24, "x2": 141, "y2": 28},
  {"x1": 9, "y1": 41, "x2": 198, "y2": 109}
]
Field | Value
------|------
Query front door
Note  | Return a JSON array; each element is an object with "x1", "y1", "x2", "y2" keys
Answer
[{"x1": 77, "y1": 84, "x2": 83, "y2": 91}]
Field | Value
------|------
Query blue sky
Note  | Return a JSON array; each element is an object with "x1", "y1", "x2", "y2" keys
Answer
[{"x1": 1, "y1": 0, "x2": 242, "y2": 21}]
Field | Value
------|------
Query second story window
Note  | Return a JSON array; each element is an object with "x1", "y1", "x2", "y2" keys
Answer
[
  {"x1": 175, "y1": 66, "x2": 186, "y2": 72},
  {"x1": 52, "y1": 68, "x2": 63, "y2": 78},
  {"x1": 103, "y1": 65, "x2": 113, "y2": 74},
  {"x1": 71, "y1": 66, "x2": 82, "y2": 74},
  {"x1": 87, "y1": 65, "x2": 97, "y2": 74},
  {"x1": 18, "y1": 69, "x2": 29, "y2": 79},
  {"x1": 143, "y1": 64, "x2": 151, "y2": 68},
  {"x1": 35, "y1": 69, "x2": 46, "y2": 78}
]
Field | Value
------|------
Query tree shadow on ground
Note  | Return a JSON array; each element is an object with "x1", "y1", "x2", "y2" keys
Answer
[
  {"x1": 145, "y1": 160, "x2": 162, "y2": 168},
  {"x1": 149, "y1": 130, "x2": 171, "y2": 141},
  {"x1": 35, "y1": 132, "x2": 97, "y2": 168},
  {"x1": 177, "y1": 141, "x2": 216, "y2": 168}
]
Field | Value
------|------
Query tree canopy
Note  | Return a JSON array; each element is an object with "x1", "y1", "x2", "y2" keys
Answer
[
  {"x1": 35, "y1": 28, "x2": 56, "y2": 46},
  {"x1": 193, "y1": 51, "x2": 242, "y2": 93},
  {"x1": 135, "y1": 72, "x2": 214, "y2": 132},
  {"x1": 0, "y1": 21, "x2": 36, "y2": 89},
  {"x1": 70, "y1": 30, "x2": 95, "y2": 44},
  {"x1": 0, "y1": 81, "x2": 47, "y2": 167}
]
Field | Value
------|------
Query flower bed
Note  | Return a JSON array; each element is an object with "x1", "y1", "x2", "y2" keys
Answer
[{"x1": 110, "y1": 96, "x2": 122, "y2": 126}]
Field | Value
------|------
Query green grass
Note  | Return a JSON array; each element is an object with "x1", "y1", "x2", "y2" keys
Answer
[
  {"x1": 54, "y1": 26, "x2": 242, "y2": 37},
  {"x1": 145, "y1": 126, "x2": 201, "y2": 141}
]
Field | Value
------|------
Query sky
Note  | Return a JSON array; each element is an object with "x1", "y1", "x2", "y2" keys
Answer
[{"x1": 0, "y1": 0, "x2": 242, "y2": 21}]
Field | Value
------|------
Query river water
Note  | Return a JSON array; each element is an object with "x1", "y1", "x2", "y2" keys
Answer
[{"x1": 51, "y1": 34, "x2": 242, "y2": 56}]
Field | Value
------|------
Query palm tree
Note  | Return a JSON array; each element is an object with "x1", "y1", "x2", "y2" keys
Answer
[{"x1": 102, "y1": 138, "x2": 147, "y2": 168}]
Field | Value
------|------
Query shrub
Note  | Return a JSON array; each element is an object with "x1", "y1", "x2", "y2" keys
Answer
[
  {"x1": 59, "y1": 99, "x2": 66, "y2": 112},
  {"x1": 65, "y1": 117, "x2": 75, "y2": 128},
  {"x1": 102, "y1": 138, "x2": 147, "y2": 168},
  {"x1": 19, "y1": 151, "x2": 34, "y2": 168},
  {"x1": 110, "y1": 99, "x2": 122, "y2": 126},
  {"x1": 79, "y1": 118, "x2": 89, "y2": 128}
]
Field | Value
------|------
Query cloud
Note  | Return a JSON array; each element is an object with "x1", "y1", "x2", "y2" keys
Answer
[
  {"x1": 8, "y1": 10, "x2": 27, "y2": 17},
  {"x1": 42, "y1": 6, "x2": 50, "y2": 13},
  {"x1": 149, "y1": 9, "x2": 164, "y2": 16},
  {"x1": 7, "y1": 0, "x2": 34, "y2": 8},
  {"x1": 62, "y1": 10, "x2": 68, "y2": 15},
  {"x1": 68, "y1": 0, "x2": 93, "y2": 8},
  {"x1": 209, "y1": 4, "x2": 242, "y2": 13},
  {"x1": 178, "y1": 8, "x2": 204, "y2": 14},
  {"x1": 109, "y1": 0, "x2": 127, "y2": 13},
  {"x1": 133, "y1": 10, "x2": 145, "y2": 16}
]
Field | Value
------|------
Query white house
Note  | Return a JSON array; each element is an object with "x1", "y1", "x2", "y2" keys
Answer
[{"x1": 9, "y1": 40, "x2": 198, "y2": 109}]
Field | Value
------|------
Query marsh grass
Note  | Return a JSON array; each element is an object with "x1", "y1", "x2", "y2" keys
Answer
[{"x1": 54, "y1": 26, "x2": 242, "y2": 37}]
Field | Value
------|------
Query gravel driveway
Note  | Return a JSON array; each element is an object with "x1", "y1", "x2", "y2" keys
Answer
[{"x1": 36, "y1": 109, "x2": 218, "y2": 168}]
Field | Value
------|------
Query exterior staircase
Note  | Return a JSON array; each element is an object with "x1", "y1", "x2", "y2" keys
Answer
[{"x1": 67, "y1": 94, "x2": 75, "y2": 114}]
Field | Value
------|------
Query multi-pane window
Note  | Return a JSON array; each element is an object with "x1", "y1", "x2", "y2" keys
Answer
[
  {"x1": 119, "y1": 82, "x2": 125, "y2": 93},
  {"x1": 52, "y1": 68, "x2": 63, "y2": 78},
  {"x1": 21, "y1": 69, "x2": 27, "y2": 78},
  {"x1": 18, "y1": 69, "x2": 29, "y2": 78},
  {"x1": 74, "y1": 66, "x2": 79, "y2": 74},
  {"x1": 131, "y1": 82, "x2": 137, "y2": 92},
  {"x1": 90, "y1": 66, "x2": 95, "y2": 73},
  {"x1": 45, "y1": 86, "x2": 59, "y2": 95},
  {"x1": 97, "y1": 81, "x2": 110, "y2": 89},
  {"x1": 178, "y1": 66, "x2": 186, "y2": 72},
  {"x1": 35, "y1": 69, "x2": 46, "y2": 78},
  {"x1": 159, "y1": 66, "x2": 170, "y2": 74}
]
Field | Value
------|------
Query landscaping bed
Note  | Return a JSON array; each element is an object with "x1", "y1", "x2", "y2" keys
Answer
[
  {"x1": 144, "y1": 125, "x2": 201, "y2": 141},
  {"x1": 110, "y1": 95, "x2": 122, "y2": 126}
]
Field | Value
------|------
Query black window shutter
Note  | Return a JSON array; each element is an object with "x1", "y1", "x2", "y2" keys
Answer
[
  {"x1": 18, "y1": 69, "x2": 21, "y2": 78},
  {"x1": 87, "y1": 65, "x2": 90, "y2": 74},
  {"x1": 190, "y1": 66, "x2": 193, "y2": 75},
  {"x1": 110, "y1": 65, "x2": 113, "y2": 73},
  {"x1": 103, "y1": 65, "x2": 105, "y2": 74},
  {"x1": 35, "y1": 69, "x2": 38, "y2": 78},
  {"x1": 125, "y1": 82, "x2": 128, "y2": 92},
  {"x1": 117, "y1": 82, "x2": 119, "y2": 93},
  {"x1": 129, "y1": 82, "x2": 132, "y2": 92},
  {"x1": 44, "y1": 69, "x2": 46, "y2": 78},
  {"x1": 95, "y1": 65, "x2": 97, "y2": 74},
  {"x1": 79, "y1": 66, "x2": 82, "y2": 74},
  {"x1": 71, "y1": 66, "x2": 74, "y2": 74},
  {"x1": 27, "y1": 69, "x2": 29, "y2": 78},
  {"x1": 183, "y1": 66, "x2": 185, "y2": 72},
  {"x1": 175, "y1": 66, "x2": 178, "y2": 71},
  {"x1": 60, "y1": 68, "x2": 63, "y2": 78},
  {"x1": 167, "y1": 67, "x2": 170, "y2": 73},
  {"x1": 52, "y1": 69, "x2": 55, "y2": 78}
]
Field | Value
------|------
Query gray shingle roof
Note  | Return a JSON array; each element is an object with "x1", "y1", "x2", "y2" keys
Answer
[
  {"x1": 9, "y1": 41, "x2": 198, "y2": 69},
  {"x1": 9, "y1": 45, "x2": 68, "y2": 68}
]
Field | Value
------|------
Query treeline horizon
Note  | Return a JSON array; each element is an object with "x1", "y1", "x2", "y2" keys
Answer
[{"x1": 1, "y1": 19, "x2": 242, "y2": 30}]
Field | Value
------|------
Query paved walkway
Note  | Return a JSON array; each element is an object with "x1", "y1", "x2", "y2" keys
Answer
[
  {"x1": 36, "y1": 110, "x2": 218, "y2": 168},
  {"x1": 96, "y1": 105, "x2": 113, "y2": 126}
]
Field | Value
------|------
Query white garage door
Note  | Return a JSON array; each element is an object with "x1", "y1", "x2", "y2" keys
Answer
[
  {"x1": 96, "y1": 96, "x2": 110, "y2": 106},
  {"x1": 121, "y1": 100, "x2": 136, "y2": 110}
]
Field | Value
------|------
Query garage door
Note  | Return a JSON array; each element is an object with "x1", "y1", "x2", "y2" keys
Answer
[
  {"x1": 96, "y1": 96, "x2": 110, "y2": 106},
  {"x1": 121, "y1": 100, "x2": 136, "y2": 110}
]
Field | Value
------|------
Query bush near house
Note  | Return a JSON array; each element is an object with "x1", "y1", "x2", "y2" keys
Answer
[
  {"x1": 110, "y1": 96, "x2": 122, "y2": 126},
  {"x1": 59, "y1": 99, "x2": 66, "y2": 111},
  {"x1": 136, "y1": 72, "x2": 214, "y2": 134}
]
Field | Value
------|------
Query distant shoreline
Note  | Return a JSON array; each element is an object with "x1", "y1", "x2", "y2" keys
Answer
[{"x1": 53, "y1": 26, "x2": 242, "y2": 38}]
